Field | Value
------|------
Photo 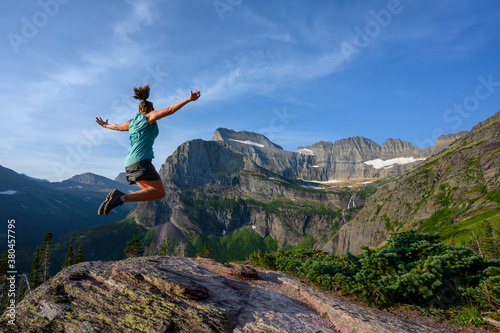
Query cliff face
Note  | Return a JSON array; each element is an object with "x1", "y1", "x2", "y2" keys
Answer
[
  {"x1": 214, "y1": 127, "x2": 466, "y2": 181},
  {"x1": 327, "y1": 112, "x2": 500, "y2": 255}
]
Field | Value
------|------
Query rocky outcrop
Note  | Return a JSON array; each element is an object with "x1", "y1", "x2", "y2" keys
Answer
[
  {"x1": 1, "y1": 256, "x2": 443, "y2": 332},
  {"x1": 327, "y1": 112, "x2": 500, "y2": 255}
]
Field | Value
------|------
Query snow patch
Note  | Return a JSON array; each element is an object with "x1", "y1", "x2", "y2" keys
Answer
[
  {"x1": 362, "y1": 181, "x2": 373, "y2": 185},
  {"x1": 300, "y1": 185, "x2": 325, "y2": 190},
  {"x1": 251, "y1": 226, "x2": 256, "y2": 230},
  {"x1": 222, "y1": 230, "x2": 226, "y2": 236},
  {"x1": 297, "y1": 148, "x2": 314, "y2": 155},
  {"x1": 0, "y1": 190, "x2": 17, "y2": 195},
  {"x1": 364, "y1": 157, "x2": 426, "y2": 169},
  {"x1": 296, "y1": 178, "x2": 341, "y2": 184},
  {"x1": 311, "y1": 165, "x2": 320, "y2": 168},
  {"x1": 229, "y1": 139, "x2": 264, "y2": 148},
  {"x1": 315, "y1": 180, "x2": 341, "y2": 184}
]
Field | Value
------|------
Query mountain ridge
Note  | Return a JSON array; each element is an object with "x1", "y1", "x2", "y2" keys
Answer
[
  {"x1": 215, "y1": 128, "x2": 467, "y2": 181},
  {"x1": 325, "y1": 111, "x2": 500, "y2": 255}
]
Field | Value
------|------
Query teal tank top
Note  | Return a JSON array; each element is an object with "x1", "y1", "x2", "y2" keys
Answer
[{"x1": 124, "y1": 113, "x2": 159, "y2": 167}]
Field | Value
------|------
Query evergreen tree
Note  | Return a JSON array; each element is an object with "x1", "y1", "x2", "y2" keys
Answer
[
  {"x1": 0, "y1": 252, "x2": 9, "y2": 311},
  {"x1": 482, "y1": 222, "x2": 499, "y2": 260},
  {"x1": 74, "y1": 245, "x2": 84, "y2": 264},
  {"x1": 29, "y1": 247, "x2": 43, "y2": 289},
  {"x1": 197, "y1": 242, "x2": 212, "y2": 258},
  {"x1": 158, "y1": 241, "x2": 169, "y2": 256},
  {"x1": 40, "y1": 232, "x2": 53, "y2": 282},
  {"x1": 124, "y1": 235, "x2": 144, "y2": 258},
  {"x1": 61, "y1": 245, "x2": 74, "y2": 270}
]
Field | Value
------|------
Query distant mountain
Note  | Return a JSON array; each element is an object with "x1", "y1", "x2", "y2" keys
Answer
[
  {"x1": 0, "y1": 166, "x2": 136, "y2": 272},
  {"x1": 213, "y1": 127, "x2": 467, "y2": 181},
  {"x1": 325, "y1": 111, "x2": 500, "y2": 255},
  {"x1": 48, "y1": 172, "x2": 134, "y2": 193},
  {"x1": 21, "y1": 174, "x2": 50, "y2": 183},
  {"x1": 114, "y1": 172, "x2": 128, "y2": 185}
]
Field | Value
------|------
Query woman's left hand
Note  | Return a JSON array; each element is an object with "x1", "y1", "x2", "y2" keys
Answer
[{"x1": 189, "y1": 90, "x2": 201, "y2": 101}]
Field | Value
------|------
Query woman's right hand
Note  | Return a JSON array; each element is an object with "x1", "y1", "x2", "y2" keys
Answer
[{"x1": 96, "y1": 117, "x2": 109, "y2": 128}]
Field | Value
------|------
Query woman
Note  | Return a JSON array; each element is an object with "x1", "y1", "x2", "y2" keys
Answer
[{"x1": 96, "y1": 85, "x2": 201, "y2": 215}]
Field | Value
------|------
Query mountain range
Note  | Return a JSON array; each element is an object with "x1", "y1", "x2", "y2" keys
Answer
[
  {"x1": 213, "y1": 127, "x2": 467, "y2": 180},
  {"x1": 2, "y1": 111, "x2": 498, "y2": 271},
  {"x1": 126, "y1": 115, "x2": 495, "y2": 259},
  {"x1": 0, "y1": 167, "x2": 136, "y2": 273}
]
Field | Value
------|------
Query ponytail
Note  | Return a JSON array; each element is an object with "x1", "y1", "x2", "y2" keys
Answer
[{"x1": 133, "y1": 85, "x2": 154, "y2": 113}]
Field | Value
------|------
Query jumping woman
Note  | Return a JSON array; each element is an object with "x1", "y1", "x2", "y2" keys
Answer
[{"x1": 96, "y1": 85, "x2": 201, "y2": 215}]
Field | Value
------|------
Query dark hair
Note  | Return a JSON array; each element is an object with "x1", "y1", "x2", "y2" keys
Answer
[{"x1": 133, "y1": 85, "x2": 154, "y2": 113}]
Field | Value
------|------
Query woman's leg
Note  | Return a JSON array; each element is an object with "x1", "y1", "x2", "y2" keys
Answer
[{"x1": 123, "y1": 180, "x2": 166, "y2": 202}]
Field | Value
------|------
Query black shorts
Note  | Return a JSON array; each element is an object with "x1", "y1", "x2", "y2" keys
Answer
[{"x1": 125, "y1": 159, "x2": 161, "y2": 185}]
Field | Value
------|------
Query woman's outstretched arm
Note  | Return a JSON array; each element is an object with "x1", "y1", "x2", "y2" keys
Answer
[
  {"x1": 147, "y1": 90, "x2": 200, "y2": 124},
  {"x1": 96, "y1": 117, "x2": 130, "y2": 131}
]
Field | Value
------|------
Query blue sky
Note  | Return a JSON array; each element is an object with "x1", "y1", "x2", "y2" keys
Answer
[{"x1": 1, "y1": 0, "x2": 500, "y2": 181}]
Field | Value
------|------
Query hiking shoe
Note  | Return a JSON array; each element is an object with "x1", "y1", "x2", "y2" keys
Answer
[
  {"x1": 97, "y1": 190, "x2": 115, "y2": 215},
  {"x1": 103, "y1": 189, "x2": 124, "y2": 215}
]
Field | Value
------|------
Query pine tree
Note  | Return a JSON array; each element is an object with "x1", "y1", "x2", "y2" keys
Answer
[
  {"x1": 0, "y1": 252, "x2": 9, "y2": 311},
  {"x1": 124, "y1": 236, "x2": 144, "y2": 258},
  {"x1": 61, "y1": 245, "x2": 74, "y2": 270},
  {"x1": 40, "y1": 232, "x2": 53, "y2": 282},
  {"x1": 197, "y1": 242, "x2": 212, "y2": 258},
  {"x1": 29, "y1": 247, "x2": 43, "y2": 289},
  {"x1": 482, "y1": 222, "x2": 500, "y2": 260},
  {"x1": 74, "y1": 245, "x2": 84, "y2": 264},
  {"x1": 158, "y1": 241, "x2": 169, "y2": 256}
]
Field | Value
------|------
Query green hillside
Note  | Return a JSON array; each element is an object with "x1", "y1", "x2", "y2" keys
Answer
[{"x1": 332, "y1": 111, "x2": 500, "y2": 255}]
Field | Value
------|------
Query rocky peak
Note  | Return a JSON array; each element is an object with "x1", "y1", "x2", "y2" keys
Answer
[
  {"x1": 159, "y1": 139, "x2": 260, "y2": 189},
  {"x1": 65, "y1": 173, "x2": 108, "y2": 186},
  {"x1": 50, "y1": 172, "x2": 131, "y2": 192},
  {"x1": 333, "y1": 136, "x2": 380, "y2": 151},
  {"x1": 381, "y1": 139, "x2": 415, "y2": 152},
  {"x1": 381, "y1": 138, "x2": 416, "y2": 156},
  {"x1": 435, "y1": 131, "x2": 468, "y2": 145},
  {"x1": 212, "y1": 127, "x2": 283, "y2": 150}
]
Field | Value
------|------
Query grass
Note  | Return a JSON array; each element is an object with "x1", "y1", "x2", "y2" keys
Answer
[
  {"x1": 184, "y1": 227, "x2": 278, "y2": 262},
  {"x1": 440, "y1": 207, "x2": 500, "y2": 244},
  {"x1": 420, "y1": 208, "x2": 460, "y2": 234}
]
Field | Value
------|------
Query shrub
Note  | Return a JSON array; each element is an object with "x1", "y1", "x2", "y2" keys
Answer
[{"x1": 250, "y1": 230, "x2": 498, "y2": 310}]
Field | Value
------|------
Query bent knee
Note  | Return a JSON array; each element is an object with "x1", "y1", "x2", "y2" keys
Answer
[{"x1": 155, "y1": 189, "x2": 166, "y2": 200}]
